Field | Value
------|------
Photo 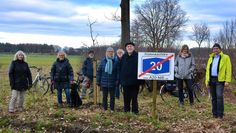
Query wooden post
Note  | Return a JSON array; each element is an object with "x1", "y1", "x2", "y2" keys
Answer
[
  {"x1": 152, "y1": 80, "x2": 157, "y2": 118},
  {"x1": 93, "y1": 60, "x2": 97, "y2": 104}
]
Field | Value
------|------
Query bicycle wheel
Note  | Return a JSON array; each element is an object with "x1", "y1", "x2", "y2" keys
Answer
[
  {"x1": 43, "y1": 77, "x2": 53, "y2": 95},
  {"x1": 192, "y1": 83, "x2": 203, "y2": 102},
  {"x1": 160, "y1": 84, "x2": 167, "y2": 101},
  {"x1": 33, "y1": 77, "x2": 49, "y2": 95}
]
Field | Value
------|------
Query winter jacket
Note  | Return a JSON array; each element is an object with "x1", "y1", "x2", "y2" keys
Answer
[
  {"x1": 9, "y1": 60, "x2": 32, "y2": 91},
  {"x1": 205, "y1": 52, "x2": 232, "y2": 85},
  {"x1": 51, "y1": 58, "x2": 74, "y2": 83},
  {"x1": 96, "y1": 58, "x2": 119, "y2": 88},
  {"x1": 174, "y1": 53, "x2": 195, "y2": 79},
  {"x1": 119, "y1": 51, "x2": 142, "y2": 86},
  {"x1": 82, "y1": 58, "x2": 94, "y2": 80}
]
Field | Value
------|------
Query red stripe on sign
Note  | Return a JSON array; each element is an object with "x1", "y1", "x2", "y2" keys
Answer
[{"x1": 138, "y1": 54, "x2": 174, "y2": 78}]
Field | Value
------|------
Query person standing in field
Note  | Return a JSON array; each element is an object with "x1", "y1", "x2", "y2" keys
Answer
[
  {"x1": 119, "y1": 42, "x2": 143, "y2": 114},
  {"x1": 80, "y1": 50, "x2": 95, "y2": 99},
  {"x1": 174, "y1": 45, "x2": 196, "y2": 107},
  {"x1": 205, "y1": 43, "x2": 232, "y2": 119},
  {"x1": 51, "y1": 51, "x2": 74, "y2": 107},
  {"x1": 115, "y1": 48, "x2": 124, "y2": 99},
  {"x1": 8, "y1": 50, "x2": 32, "y2": 113},
  {"x1": 97, "y1": 47, "x2": 119, "y2": 111}
]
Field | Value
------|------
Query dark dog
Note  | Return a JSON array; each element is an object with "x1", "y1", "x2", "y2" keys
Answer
[{"x1": 70, "y1": 82, "x2": 82, "y2": 108}]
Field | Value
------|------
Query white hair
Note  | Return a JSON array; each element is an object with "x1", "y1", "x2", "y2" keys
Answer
[
  {"x1": 13, "y1": 50, "x2": 27, "y2": 61},
  {"x1": 116, "y1": 49, "x2": 125, "y2": 54},
  {"x1": 57, "y1": 51, "x2": 67, "y2": 58}
]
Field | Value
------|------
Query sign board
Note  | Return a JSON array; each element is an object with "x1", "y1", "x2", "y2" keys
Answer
[{"x1": 138, "y1": 52, "x2": 175, "y2": 80}]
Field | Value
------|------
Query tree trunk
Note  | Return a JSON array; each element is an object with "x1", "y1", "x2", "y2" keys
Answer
[{"x1": 121, "y1": 0, "x2": 130, "y2": 48}]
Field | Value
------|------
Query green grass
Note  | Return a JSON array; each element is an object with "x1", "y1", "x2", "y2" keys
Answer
[{"x1": 0, "y1": 117, "x2": 10, "y2": 127}]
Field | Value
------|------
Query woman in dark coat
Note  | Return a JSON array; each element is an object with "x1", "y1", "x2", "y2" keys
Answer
[
  {"x1": 51, "y1": 51, "x2": 74, "y2": 107},
  {"x1": 8, "y1": 50, "x2": 32, "y2": 113},
  {"x1": 97, "y1": 47, "x2": 119, "y2": 111}
]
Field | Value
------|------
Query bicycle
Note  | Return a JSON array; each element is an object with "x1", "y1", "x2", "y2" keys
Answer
[
  {"x1": 159, "y1": 68, "x2": 205, "y2": 102},
  {"x1": 29, "y1": 66, "x2": 50, "y2": 95}
]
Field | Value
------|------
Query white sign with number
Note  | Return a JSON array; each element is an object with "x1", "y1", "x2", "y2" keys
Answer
[{"x1": 137, "y1": 52, "x2": 175, "y2": 80}]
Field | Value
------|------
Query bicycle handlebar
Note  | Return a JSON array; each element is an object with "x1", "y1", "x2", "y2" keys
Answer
[{"x1": 29, "y1": 66, "x2": 42, "y2": 72}]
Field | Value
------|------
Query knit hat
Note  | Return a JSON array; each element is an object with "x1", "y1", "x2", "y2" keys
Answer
[
  {"x1": 125, "y1": 42, "x2": 135, "y2": 47},
  {"x1": 212, "y1": 43, "x2": 221, "y2": 49},
  {"x1": 106, "y1": 47, "x2": 114, "y2": 52}
]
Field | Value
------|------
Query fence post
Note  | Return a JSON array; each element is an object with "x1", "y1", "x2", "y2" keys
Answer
[{"x1": 93, "y1": 60, "x2": 97, "y2": 104}]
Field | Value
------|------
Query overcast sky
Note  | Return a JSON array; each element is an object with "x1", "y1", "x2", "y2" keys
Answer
[{"x1": 0, "y1": 0, "x2": 236, "y2": 48}]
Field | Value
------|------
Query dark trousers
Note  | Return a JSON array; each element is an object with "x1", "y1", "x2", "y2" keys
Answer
[
  {"x1": 210, "y1": 80, "x2": 224, "y2": 117},
  {"x1": 102, "y1": 87, "x2": 115, "y2": 111},
  {"x1": 115, "y1": 84, "x2": 121, "y2": 99},
  {"x1": 177, "y1": 78, "x2": 194, "y2": 104},
  {"x1": 123, "y1": 85, "x2": 139, "y2": 114}
]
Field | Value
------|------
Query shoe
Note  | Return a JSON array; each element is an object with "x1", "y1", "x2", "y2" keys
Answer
[
  {"x1": 58, "y1": 104, "x2": 62, "y2": 108},
  {"x1": 9, "y1": 110, "x2": 14, "y2": 113},
  {"x1": 179, "y1": 102, "x2": 184, "y2": 107},
  {"x1": 18, "y1": 108, "x2": 24, "y2": 112},
  {"x1": 213, "y1": 115, "x2": 218, "y2": 118},
  {"x1": 218, "y1": 116, "x2": 223, "y2": 119}
]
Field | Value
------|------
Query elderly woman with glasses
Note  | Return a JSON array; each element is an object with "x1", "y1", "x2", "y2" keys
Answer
[{"x1": 8, "y1": 50, "x2": 32, "y2": 113}]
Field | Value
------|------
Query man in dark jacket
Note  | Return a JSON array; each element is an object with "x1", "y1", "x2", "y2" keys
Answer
[
  {"x1": 97, "y1": 47, "x2": 119, "y2": 111},
  {"x1": 80, "y1": 50, "x2": 94, "y2": 99},
  {"x1": 51, "y1": 51, "x2": 74, "y2": 107},
  {"x1": 120, "y1": 42, "x2": 142, "y2": 114}
]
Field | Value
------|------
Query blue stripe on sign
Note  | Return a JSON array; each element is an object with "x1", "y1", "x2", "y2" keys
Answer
[{"x1": 143, "y1": 58, "x2": 170, "y2": 74}]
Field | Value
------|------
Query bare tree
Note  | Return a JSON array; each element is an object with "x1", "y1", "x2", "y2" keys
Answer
[
  {"x1": 87, "y1": 18, "x2": 99, "y2": 46},
  {"x1": 132, "y1": 0, "x2": 187, "y2": 51},
  {"x1": 214, "y1": 19, "x2": 236, "y2": 49},
  {"x1": 190, "y1": 23, "x2": 210, "y2": 55},
  {"x1": 214, "y1": 19, "x2": 236, "y2": 80}
]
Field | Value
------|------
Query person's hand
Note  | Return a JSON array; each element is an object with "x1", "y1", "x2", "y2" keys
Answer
[
  {"x1": 224, "y1": 82, "x2": 229, "y2": 88},
  {"x1": 205, "y1": 84, "x2": 210, "y2": 90},
  {"x1": 70, "y1": 81, "x2": 74, "y2": 84},
  {"x1": 116, "y1": 80, "x2": 119, "y2": 85}
]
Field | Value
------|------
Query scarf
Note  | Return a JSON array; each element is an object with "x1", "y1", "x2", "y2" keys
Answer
[
  {"x1": 105, "y1": 56, "x2": 114, "y2": 74},
  {"x1": 180, "y1": 53, "x2": 189, "y2": 58}
]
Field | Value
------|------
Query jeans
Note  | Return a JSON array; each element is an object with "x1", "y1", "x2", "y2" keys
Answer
[
  {"x1": 102, "y1": 87, "x2": 115, "y2": 111},
  {"x1": 55, "y1": 82, "x2": 71, "y2": 105},
  {"x1": 9, "y1": 90, "x2": 26, "y2": 112},
  {"x1": 210, "y1": 80, "x2": 224, "y2": 117},
  {"x1": 177, "y1": 78, "x2": 194, "y2": 104},
  {"x1": 123, "y1": 85, "x2": 139, "y2": 114}
]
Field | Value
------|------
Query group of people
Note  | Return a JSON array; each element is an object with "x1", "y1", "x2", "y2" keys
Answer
[
  {"x1": 174, "y1": 43, "x2": 231, "y2": 119},
  {"x1": 8, "y1": 42, "x2": 232, "y2": 119}
]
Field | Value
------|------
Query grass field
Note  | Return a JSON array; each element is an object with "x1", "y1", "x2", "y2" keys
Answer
[{"x1": 0, "y1": 53, "x2": 236, "y2": 132}]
